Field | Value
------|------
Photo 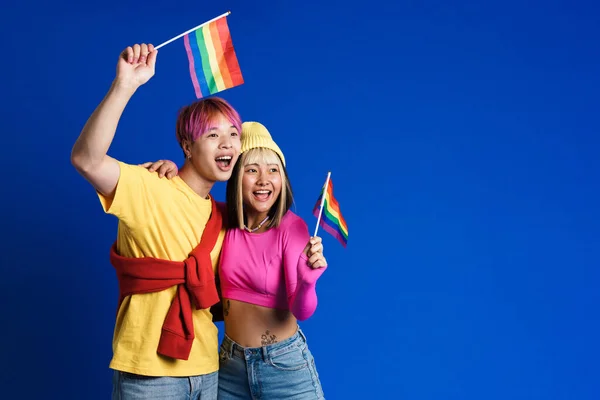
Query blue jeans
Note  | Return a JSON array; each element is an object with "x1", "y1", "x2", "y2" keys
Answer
[
  {"x1": 218, "y1": 328, "x2": 324, "y2": 400},
  {"x1": 112, "y1": 370, "x2": 218, "y2": 399}
]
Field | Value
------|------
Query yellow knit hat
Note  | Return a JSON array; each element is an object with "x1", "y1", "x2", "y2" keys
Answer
[{"x1": 241, "y1": 121, "x2": 286, "y2": 166}]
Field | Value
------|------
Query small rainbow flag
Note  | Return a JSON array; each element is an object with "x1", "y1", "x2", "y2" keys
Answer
[
  {"x1": 183, "y1": 14, "x2": 244, "y2": 98},
  {"x1": 312, "y1": 174, "x2": 348, "y2": 247}
]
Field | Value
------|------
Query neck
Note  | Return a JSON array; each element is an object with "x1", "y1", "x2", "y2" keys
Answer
[
  {"x1": 178, "y1": 162, "x2": 214, "y2": 199},
  {"x1": 245, "y1": 211, "x2": 270, "y2": 231}
]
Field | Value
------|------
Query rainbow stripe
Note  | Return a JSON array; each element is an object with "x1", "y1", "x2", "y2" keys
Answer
[
  {"x1": 313, "y1": 179, "x2": 349, "y2": 247},
  {"x1": 183, "y1": 15, "x2": 244, "y2": 98}
]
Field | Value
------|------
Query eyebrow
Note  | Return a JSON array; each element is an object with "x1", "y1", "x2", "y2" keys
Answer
[
  {"x1": 207, "y1": 125, "x2": 237, "y2": 131},
  {"x1": 245, "y1": 163, "x2": 279, "y2": 167}
]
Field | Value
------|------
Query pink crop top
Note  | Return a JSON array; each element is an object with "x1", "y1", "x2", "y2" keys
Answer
[{"x1": 219, "y1": 211, "x2": 327, "y2": 321}]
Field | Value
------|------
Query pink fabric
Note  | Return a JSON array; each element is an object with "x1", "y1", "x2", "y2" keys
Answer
[{"x1": 219, "y1": 211, "x2": 326, "y2": 321}]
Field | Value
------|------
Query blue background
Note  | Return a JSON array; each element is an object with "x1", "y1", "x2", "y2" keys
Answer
[{"x1": 1, "y1": 0, "x2": 599, "y2": 399}]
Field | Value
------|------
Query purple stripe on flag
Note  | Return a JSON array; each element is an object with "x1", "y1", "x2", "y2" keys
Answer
[
  {"x1": 319, "y1": 219, "x2": 348, "y2": 247},
  {"x1": 184, "y1": 34, "x2": 202, "y2": 98}
]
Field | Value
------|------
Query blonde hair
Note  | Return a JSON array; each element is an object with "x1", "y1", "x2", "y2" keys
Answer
[{"x1": 226, "y1": 147, "x2": 294, "y2": 230}]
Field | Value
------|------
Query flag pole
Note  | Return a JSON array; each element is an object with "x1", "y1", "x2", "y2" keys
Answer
[
  {"x1": 313, "y1": 171, "x2": 331, "y2": 237},
  {"x1": 154, "y1": 11, "x2": 231, "y2": 50}
]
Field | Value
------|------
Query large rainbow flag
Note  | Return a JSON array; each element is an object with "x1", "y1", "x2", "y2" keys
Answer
[
  {"x1": 183, "y1": 14, "x2": 244, "y2": 98},
  {"x1": 313, "y1": 176, "x2": 348, "y2": 247}
]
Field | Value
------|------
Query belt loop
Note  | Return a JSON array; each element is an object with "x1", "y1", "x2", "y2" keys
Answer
[
  {"x1": 224, "y1": 335, "x2": 234, "y2": 358},
  {"x1": 261, "y1": 345, "x2": 268, "y2": 362}
]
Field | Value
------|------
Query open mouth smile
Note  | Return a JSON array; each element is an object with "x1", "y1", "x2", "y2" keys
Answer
[
  {"x1": 253, "y1": 189, "x2": 272, "y2": 202},
  {"x1": 216, "y1": 156, "x2": 233, "y2": 170}
]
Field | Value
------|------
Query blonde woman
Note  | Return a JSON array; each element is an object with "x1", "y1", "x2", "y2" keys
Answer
[{"x1": 144, "y1": 121, "x2": 327, "y2": 399}]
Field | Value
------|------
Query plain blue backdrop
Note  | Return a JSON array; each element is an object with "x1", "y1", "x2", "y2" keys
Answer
[{"x1": 1, "y1": 0, "x2": 599, "y2": 399}]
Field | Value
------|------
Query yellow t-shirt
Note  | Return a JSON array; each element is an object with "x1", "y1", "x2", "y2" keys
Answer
[{"x1": 97, "y1": 161, "x2": 224, "y2": 377}]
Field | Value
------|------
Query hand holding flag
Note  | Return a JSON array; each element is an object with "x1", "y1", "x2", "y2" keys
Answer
[
  {"x1": 116, "y1": 43, "x2": 158, "y2": 89},
  {"x1": 304, "y1": 236, "x2": 327, "y2": 269}
]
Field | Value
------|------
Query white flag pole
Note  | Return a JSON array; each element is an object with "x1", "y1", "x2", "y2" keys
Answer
[
  {"x1": 313, "y1": 171, "x2": 331, "y2": 237},
  {"x1": 154, "y1": 11, "x2": 231, "y2": 50}
]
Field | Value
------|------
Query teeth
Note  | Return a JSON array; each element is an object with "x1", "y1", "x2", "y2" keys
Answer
[
  {"x1": 255, "y1": 190, "x2": 270, "y2": 194},
  {"x1": 216, "y1": 156, "x2": 232, "y2": 161}
]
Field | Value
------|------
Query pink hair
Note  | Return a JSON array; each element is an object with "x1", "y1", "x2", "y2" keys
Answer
[{"x1": 175, "y1": 97, "x2": 242, "y2": 148}]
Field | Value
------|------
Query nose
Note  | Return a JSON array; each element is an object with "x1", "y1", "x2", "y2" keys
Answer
[
  {"x1": 219, "y1": 133, "x2": 232, "y2": 148},
  {"x1": 256, "y1": 171, "x2": 268, "y2": 186}
]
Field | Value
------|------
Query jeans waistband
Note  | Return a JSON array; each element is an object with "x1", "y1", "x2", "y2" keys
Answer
[{"x1": 221, "y1": 327, "x2": 307, "y2": 361}]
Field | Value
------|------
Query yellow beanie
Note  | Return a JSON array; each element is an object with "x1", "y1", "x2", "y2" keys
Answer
[{"x1": 241, "y1": 121, "x2": 286, "y2": 166}]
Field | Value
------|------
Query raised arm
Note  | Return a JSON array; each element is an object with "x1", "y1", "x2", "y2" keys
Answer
[
  {"x1": 71, "y1": 43, "x2": 158, "y2": 197},
  {"x1": 283, "y1": 219, "x2": 328, "y2": 321}
]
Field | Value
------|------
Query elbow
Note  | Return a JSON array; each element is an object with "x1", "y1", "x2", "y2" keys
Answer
[
  {"x1": 292, "y1": 304, "x2": 317, "y2": 321},
  {"x1": 70, "y1": 153, "x2": 83, "y2": 172},
  {"x1": 295, "y1": 313, "x2": 311, "y2": 322},
  {"x1": 70, "y1": 147, "x2": 85, "y2": 171},
  {"x1": 70, "y1": 148, "x2": 95, "y2": 175},
  {"x1": 288, "y1": 283, "x2": 320, "y2": 321}
]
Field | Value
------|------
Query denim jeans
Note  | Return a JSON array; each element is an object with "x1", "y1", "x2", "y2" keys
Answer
[
  {"x1": 112, "y1": 370, "x2": 218, "y2": 399},
  {"x1": 218, "y1": 328, "x2": 324, "y2": 400}
]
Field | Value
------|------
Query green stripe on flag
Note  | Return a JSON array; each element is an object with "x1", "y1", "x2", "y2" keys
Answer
[
  {"x1": 195, "y1": 29, "x2": 217, "y2": 94},
  {"x1": 323, "y1": 199, "x2": 348, "y2": 239}
]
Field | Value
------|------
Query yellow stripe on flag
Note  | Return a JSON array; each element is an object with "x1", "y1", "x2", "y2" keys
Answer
[
  {"x1": 202, "y1": 23, "x2": 225, "y2": 91},
  {"x1": 324, "y1": 194, "x2": 343, "y2": 223}
]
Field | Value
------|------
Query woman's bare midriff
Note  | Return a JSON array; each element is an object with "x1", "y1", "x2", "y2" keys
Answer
[{"x1": 222, "y1": 298, "x2": 298, "y2": 348}]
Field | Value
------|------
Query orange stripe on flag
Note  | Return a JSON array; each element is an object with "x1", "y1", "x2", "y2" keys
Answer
[
  {"x1": 208, "y1": 20, "x2": 233, "y2": 88},
  {"x1": 326, "y1": 181, "x2": 348, "y2": 231}
]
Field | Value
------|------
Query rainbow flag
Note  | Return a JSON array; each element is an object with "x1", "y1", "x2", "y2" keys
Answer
[
  {"x1": 313, "y1": 177, "x2": 348, "y2": 247},
  {"x1": 183, "y1": 15, "x2": 244, "y2": 98}
]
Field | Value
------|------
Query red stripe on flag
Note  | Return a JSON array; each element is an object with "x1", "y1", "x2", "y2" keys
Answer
[
  {"x1": 216, "y1": 17, "x2": 244, "y2": 86},
  {"x1": 325, "y1": 180, "x2": 348, "y2": 230}
]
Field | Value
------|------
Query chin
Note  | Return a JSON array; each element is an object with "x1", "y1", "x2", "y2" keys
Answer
[
  {"x1": 252, "y1": 204, "x2": 275, "y2": 214},
  {"x1": 217, "y1": 174, "x2": 231, "y2": 182},
  {"x1": 213, "y1": 170, "x2": 234, "y2": 182}
]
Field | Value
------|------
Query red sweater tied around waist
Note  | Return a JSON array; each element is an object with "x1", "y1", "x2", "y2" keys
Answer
[{"x1": 110, "y1": 198, "x2": 223, "y2": 361}]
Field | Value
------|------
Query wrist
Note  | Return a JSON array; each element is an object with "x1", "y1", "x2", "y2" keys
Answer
[
  {"x1": 298, "y1": 261, "x2": 327, "y2": 285},
  {"x1": 110, "y1": 78, "x2": 139, "y2": 97}
]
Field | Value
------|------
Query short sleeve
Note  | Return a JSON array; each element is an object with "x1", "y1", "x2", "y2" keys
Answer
[{"x1": 97, "y1": 161, "x2": 163, "y2": 227}]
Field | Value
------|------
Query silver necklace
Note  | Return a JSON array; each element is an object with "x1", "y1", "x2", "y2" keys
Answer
[{"x1": 244, "y1": 216, "x2": 270, "y2": 233}]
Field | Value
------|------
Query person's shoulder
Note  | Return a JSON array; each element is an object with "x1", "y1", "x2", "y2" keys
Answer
[
  {"x1": 280, "y1": 211, "x2": 308, "y2": 231},
  {"x1": 119, "y1": 162, "x2": 173, "y2": 186},
  {"x1": 117, "y1": 161, "x2": 153, "y2": 177},
  {"x1": 279, "y1": 211, "x2": 310, "y2": 248}
]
